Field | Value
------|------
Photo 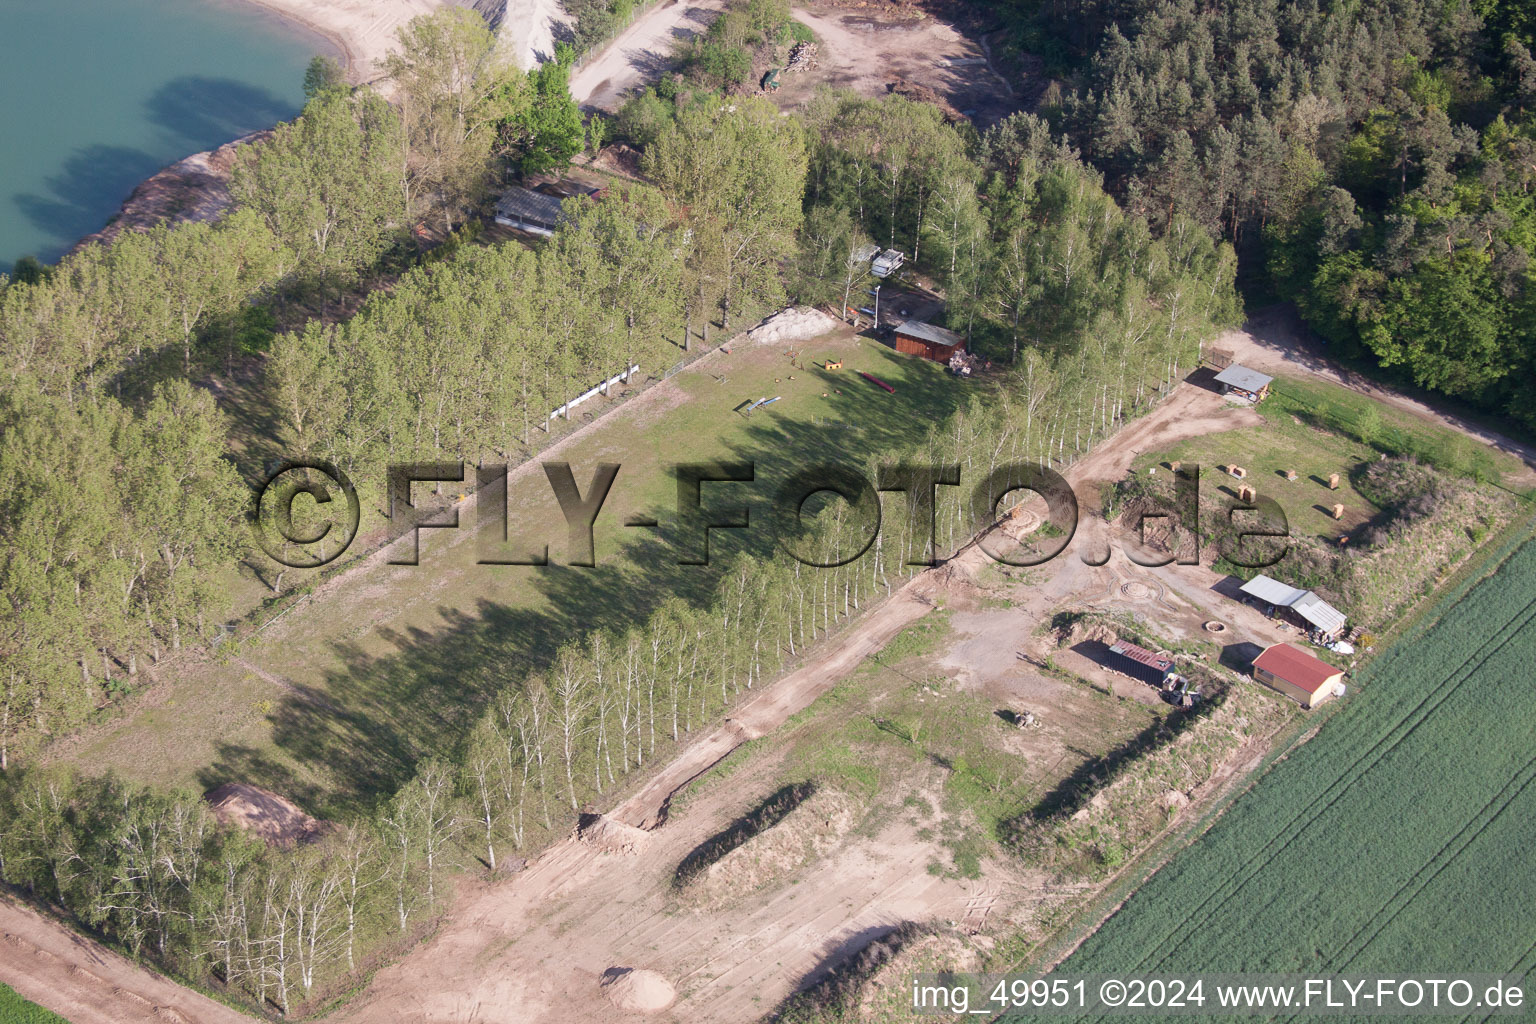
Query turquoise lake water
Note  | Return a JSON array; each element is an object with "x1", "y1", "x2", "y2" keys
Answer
[{"x1": 0, "y1": 0, "x2": 331, "y2": 273}]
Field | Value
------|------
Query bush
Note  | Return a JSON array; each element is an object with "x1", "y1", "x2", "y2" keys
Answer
[
  {"x1": 783, "y1": 19, "x2": 815, "y2": 43},
  {"x1": 686, "y1": 39, "x2": 753, "y2": 89}
]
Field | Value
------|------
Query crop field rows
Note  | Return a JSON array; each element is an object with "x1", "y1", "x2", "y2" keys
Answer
[{"x1": 1050, "y1": 525, "x2": 1536, "y2": 1021}]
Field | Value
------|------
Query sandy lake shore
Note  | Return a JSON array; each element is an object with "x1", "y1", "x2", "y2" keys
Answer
[
  {"x1": 232, "y1": 0, "x2": 451, "y2": 79},
  {"x1": 230, "y1": 0, "x2": 564, "y2": 78}
]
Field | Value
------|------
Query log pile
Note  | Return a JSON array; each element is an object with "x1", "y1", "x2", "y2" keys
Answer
[{"x1": 786, "y1": 41, "x2": 819, "y2": 73}]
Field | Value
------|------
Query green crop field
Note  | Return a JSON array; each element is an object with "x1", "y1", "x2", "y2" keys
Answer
[
  {"x1": 0, "y1": 983, "x2": 69, "y2": 1024},
  {"x1": 1044, "y1": 519, "x2": 1536, "y2": 1010}
]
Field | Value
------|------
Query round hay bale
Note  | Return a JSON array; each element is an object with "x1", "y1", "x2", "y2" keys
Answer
[{"x1": 600, "y1": 968, "x2": 676, "y2": 1013}]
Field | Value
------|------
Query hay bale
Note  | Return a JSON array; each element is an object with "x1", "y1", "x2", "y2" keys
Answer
[
  {"x1": 1328, "y1": 472, "x2": 1340, "y2": 490},
  {"x1": 1231, "y1": 465, "x2": 1248, "y2": 479},
  {"x1": 600, "y1": 968, "x2": 676, "y2": 1013},
  {"x1": 1332, "y1": 503, "x2": 1345, "y2": 520},
  {"x1": 1285, "y1": 469, "x2": 1298, "y2": 481}
]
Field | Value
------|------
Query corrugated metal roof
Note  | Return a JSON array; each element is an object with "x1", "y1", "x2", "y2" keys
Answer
[
  {"x1": 1240, "y1": 574, "x2": 1307, "y2": 606},
  {"x1": 1108, "y1": 639, "x2": 1174, "y2": 674},
  {"x1": 894, "y1": 319, "x2": 963, "y2": 348},
  {"x1": 494, "y1": 187, "x2": 566, "y2": 228},
  {"x1": 1213, "y1": 363, "x2": 1274, "y2": 392},
  {"x1": 1240, "y1": 575, "x2": 1347, "y2": 634},
  {"x1": 1254, "y1": 643, "x2": 1341, "y2": 693},
  {"x1": 1291, "y1": 591, "x2": 1347, "y2": 634}
]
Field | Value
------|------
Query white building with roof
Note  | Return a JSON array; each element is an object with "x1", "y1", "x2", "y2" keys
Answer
[{"x1": 1238, "y1": 574, "x2": 1347, "y2": 640}]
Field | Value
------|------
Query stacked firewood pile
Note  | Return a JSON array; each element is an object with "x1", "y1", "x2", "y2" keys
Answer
[{"x1": 785, "y1": 41, "x2": 819, "y2": 73}]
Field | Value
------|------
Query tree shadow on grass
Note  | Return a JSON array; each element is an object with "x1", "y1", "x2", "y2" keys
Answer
[{"x1": 200, "y1": 345, "x2": 971, "y2": 819}]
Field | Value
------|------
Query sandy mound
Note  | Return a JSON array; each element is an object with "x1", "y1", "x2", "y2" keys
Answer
[
  {"x1": 747, "y1": 306, "x2": 840, "y2": 345},
  {"x1": 575, "y1": 813, "x2": 652, "y2": 855},
  {"x1": 775, "y1": 923, "x2": 981, "y2": 1022},
  {"x1": 203, "y1": 783, "x2": 334, "y2": 848},
  {"x1": 600, "y1": 967, "x2": 676, "y2": 1013},
  {"x1": 689, "y1": 788, "x2": 860, "y2": 902},
  {"x1": 852, "y1": 928, "x2": 982, "y2": 1021}
]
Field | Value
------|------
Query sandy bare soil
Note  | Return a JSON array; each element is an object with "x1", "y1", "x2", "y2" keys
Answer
[
  {"x1": 570, "y1": 2, "x2": 1030, "y2": 123},
  {"x1": 571, "y1": 0, "x2": 725, "y2": 109},
  {"x1": 237, "y1": 0, "x2": 450, "y2": 78},
  {"x1": 782, "y1": 7, "x2": 1027, "y2": 125},
  {"x1": 0, "y1": 898, "x2": 257, "y2": 1024},
  {"x1": 234, "y1": 0, "x2": 562, "y2": 77},
  {"x1": 497, "y1": 0, "x2": 571, "y2": 68}
]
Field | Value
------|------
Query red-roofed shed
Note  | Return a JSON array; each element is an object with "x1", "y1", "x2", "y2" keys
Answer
[{"x1": 1252, "y1": 643, "x2": 1344, "y2": 708}]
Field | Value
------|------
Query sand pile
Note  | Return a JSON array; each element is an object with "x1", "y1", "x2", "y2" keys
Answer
[
  {"x1": 575, "y1": 813, "x2": 652, "y2": 855},
  {"x1": 203, "y1": 783, "x2": 334, "y2": 848},
  {"x1": 600, "y1": 967, "x2": 676, "y2": 1013},
  {"x1": 746, "y1": 306, "x2": 839, "y2": 345}
]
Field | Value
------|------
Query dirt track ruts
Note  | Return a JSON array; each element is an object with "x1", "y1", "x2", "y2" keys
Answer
[{"x1": 0, "y1": 898, "x2": 256, "y2": 1024}]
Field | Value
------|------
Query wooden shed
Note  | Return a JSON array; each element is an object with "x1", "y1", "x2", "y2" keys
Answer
[
  {"x1": 892, "y1": 320, "x2": 965, "y2": 362},
  {"x1": 1252, "y1": 643, "x2": 1344, "y2": 708}
]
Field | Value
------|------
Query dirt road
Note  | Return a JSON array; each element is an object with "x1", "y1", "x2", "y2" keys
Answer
[
  {"x1": 570, "y1": 0, "x2": 723, "y2": 109},
  {"x1": 0, "y1": 898, "x2": 256, "y2": 1024},
  {"x1": 1216, "y1": 308, "x2": 1536, "y2": 489}
]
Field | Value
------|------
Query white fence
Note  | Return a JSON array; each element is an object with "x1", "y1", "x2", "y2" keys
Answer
[{"x1": 549, "y1": 364, "x2": 640, "y2": 421}]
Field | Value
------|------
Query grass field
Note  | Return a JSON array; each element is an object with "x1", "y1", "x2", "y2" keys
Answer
[
  {"x1": 0, "y1": 983, "x2": 69, "y2": 1024},
  {"x1": 59, "y1": 330, "x2": 967, "y2": 817},
  {"x1": 1134, "y1": 374, "x2": 1525, "y2": 544},
  {"x1": 1046, "y1": 519, "x2": 1536, "y2": 1008}
]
